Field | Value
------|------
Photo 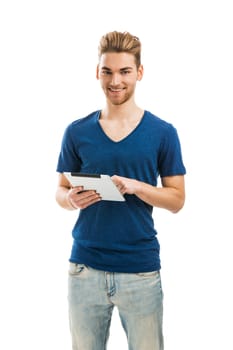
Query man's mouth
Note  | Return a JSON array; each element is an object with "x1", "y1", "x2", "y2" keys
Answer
[{"x1": 108, "y1": 87, "x2": 125, "y2": 92}]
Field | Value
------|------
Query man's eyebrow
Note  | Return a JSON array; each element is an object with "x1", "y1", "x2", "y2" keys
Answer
[
  {"x1": 100, "y1": 66, "x2": 133, "y2": 71},
  {"x1": 101, "y1": 66, "x2": 111, "y2": 71},
  {"x1": 120, "y1": 67, "x2": 133, "y2": 71}
]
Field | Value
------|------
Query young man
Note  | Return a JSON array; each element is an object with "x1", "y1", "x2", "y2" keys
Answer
[{"x1": 56, "y1": 31, "x2": 186, "y2": 350}]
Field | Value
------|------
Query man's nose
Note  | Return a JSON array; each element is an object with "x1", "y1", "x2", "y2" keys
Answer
[{"x1": 111, "y1": 73, "x2": 121, "y2": 85}]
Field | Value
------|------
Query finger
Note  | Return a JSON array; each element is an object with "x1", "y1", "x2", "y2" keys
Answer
[
  {"x1": 111, "y1": 175, "x2": 121, "y2": 185},
  {"x1": 73, "y1": 186, "x2": 84, "y2": 193},
  {"x1": 115, "y1": 182, "x2": 125, "y2": 192},
  {"x1": 79, "y1": 196, "x2": 102, "y2": 209},
  {"x1": 73, "y1": 191, "x2": 101, "y2": 209},
  {"x1": 75, "y1": 190, "x2": 98, "y2": 200}
]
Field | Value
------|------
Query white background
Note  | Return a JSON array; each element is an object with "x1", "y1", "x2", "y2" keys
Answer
[{"x1": 0, "y1": 0, "x2": 232, "y2": 349}]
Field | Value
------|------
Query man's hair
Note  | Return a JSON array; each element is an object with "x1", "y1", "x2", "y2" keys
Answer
[{"x1": 98, "y1": 31, "x2": 141, "y2": 68}]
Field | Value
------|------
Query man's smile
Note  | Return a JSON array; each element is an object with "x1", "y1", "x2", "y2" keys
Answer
[{"x1": 108, "y1": 87, "x2": 125, "y2": 92}]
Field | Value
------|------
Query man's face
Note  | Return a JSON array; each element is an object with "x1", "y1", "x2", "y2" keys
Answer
[{"x1": 96, "y1": 52, "x2": 143, "y2": 106}]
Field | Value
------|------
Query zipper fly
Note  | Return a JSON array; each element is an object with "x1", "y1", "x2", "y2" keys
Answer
[{"x1": 105, "y1": 272, "x2": 116, "y2": 297}]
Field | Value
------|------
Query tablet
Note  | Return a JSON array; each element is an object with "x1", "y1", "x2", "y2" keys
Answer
[{"x1": 64, "y1": 172, "x2": 125, "y2": 202}]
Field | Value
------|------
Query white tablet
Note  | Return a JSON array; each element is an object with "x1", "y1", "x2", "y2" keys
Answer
[{"x1": 64, "y1": 172, "x2": 125, "y2": 202}]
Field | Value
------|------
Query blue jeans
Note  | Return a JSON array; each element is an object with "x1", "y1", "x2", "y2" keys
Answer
[{"x1": 68, "y1": 263, "x2": 164, "y2": 350}]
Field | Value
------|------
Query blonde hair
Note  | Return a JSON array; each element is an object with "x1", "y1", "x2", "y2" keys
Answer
[{"x1": 98, "y1": 31, "x2": 141, "y2": 68}]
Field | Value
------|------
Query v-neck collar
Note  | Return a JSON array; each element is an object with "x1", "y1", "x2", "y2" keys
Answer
[{"x1": 96, "y1": 110, "x2": 146, "y2": 144}]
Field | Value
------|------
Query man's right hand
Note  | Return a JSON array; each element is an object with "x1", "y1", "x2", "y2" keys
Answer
[{"x1": 66, "y1": 186, "x2": 102, "y2": 209}]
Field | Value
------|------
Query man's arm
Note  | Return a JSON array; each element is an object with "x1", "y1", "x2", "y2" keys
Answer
[
  {"x1": 111, "y1": 175, "x2": 185, "y2": 213},
  {"x1": 55, "y1": 173, "x2": 101, "y2": 210}
]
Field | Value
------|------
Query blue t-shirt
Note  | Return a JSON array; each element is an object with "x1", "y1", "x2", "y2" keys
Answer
[{"x1": 56, "y1": 110, "x2": 186, "y2": 272}]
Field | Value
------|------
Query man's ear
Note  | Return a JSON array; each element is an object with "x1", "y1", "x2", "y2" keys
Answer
[
  {"x1": 96, "y1": 64, "x2": 100, "y2": 80},
  {"x1": 137, "y1": 64, "x2": 144, "y2": 81}
]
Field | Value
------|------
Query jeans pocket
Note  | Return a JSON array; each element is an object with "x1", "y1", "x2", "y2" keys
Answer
[
  {"x1": 69, "y1": 263, "x2": 86, "y2": 276},
  {"x1": 136, "y1": 270, "x2": 159, "y2": 277}
]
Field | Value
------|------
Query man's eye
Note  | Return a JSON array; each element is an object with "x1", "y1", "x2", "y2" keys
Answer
[
  {"x1": 121, "y1": 70, "x2": 130, "y2": 75},
  {"x1": 101, "y1": 70, "x2": 111, "y2": 75}
]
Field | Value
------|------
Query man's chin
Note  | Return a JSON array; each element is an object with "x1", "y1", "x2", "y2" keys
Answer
[{"x1": 108, "y1": 95, "x2": 130, "y2": 106}]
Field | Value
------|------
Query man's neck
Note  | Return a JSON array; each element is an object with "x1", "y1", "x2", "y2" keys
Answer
[
  {"x1": 98, "y1": 102, "x2": 144, "y2": 142},
  {"x1": 101, "y1": 100, "x2": 142, "y2": 122}
]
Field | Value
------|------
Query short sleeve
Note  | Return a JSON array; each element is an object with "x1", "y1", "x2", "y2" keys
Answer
[
  {"x1": 158, "y1": 125, "x2": 186, "y2": 177},
  {"x1": 56, "y1": 124, "x2": 82, "y2": 173}
]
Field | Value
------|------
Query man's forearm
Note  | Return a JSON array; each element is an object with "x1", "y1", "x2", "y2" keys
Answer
[
  {"x1": 135, "y1": 182, "x2": 185, "y2": 213},
  {"x1": 112, "y1": 175, "x2": 185, "y2": 213},
  {"x1": 56, "y1": 186, "x2": 76, "y2": 211}
]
